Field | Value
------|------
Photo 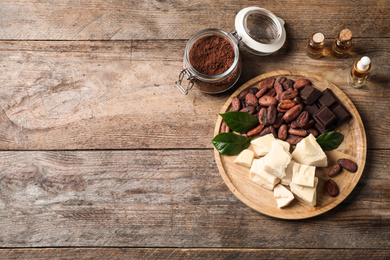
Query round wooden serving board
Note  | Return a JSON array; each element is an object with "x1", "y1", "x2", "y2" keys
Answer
[{"x1": 214, "y1": 70, "x2": 366, "y2": 219}]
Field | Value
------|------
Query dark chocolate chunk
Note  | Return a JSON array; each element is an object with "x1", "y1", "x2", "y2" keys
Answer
[
  {"x1": 314, "y1": 122, "x2": 335, "y2": 134},
  {"x1": 300, "y1": 85, "x2": 322, "y2": 105},
  {"x1": 305, "y1": 103, "x2": 320, "y2": 116},
  {"x1": 318, "y1": 88, "x2": 338, "y2": 108},
  {"x1": 331, "y1": 102, "x2": 352, "y2": 126},
  {"x1": 314, "y1": 106, "x2": 337, "y2": 128}
]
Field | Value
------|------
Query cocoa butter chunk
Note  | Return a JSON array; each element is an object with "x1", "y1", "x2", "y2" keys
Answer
[{"x1": 300, "y1": 85, "x2": 322, "y2": 105}]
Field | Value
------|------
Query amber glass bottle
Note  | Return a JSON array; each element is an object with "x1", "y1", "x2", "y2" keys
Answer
[
  {"x1": 332, "y1": 29, "x2": 352, "y2": 58},
  {"x1": 307, "y1": 32, "x2": 325, "y2": 59},
  {"x1": 348, "y1": 56, "x2": 372, "y2": 88}
]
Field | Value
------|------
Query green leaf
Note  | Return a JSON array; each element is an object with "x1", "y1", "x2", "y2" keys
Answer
[
  {"x1": 219, "y1": 111, "x2": 259, "y2": 133},
  {"x1": 316, "y1": 131, "x2": 344, "y2": 151},
  {"x1": 212, "y1": 133, "x2": 251, "y2": 155}
]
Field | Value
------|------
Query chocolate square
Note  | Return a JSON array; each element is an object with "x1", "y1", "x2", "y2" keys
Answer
[
  {"x1": 300, "y1": 85, "x2": 322, "y2": 105},
  {"x1": 305, "y1": 103, "x2": 320, "y2": 116},
  {"x1": 314, "y1": 122, "x2": 335, "y2": 134},
  {"x1": 318, "y1": 88, "x2": 338, "y2": 107},
  {"x1": 314, "y1": 106, "x2": 337, "y2": 128},
  {"x1": 331, "y1": 102, "x2": 352, "y2": 127}
]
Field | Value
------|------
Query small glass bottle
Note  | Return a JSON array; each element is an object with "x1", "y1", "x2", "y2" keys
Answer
[
  {"x1": 307, "y1": 32, "x2": 325, "y2": 59},
  {"x1": 348, "y1": 56, "x2": 372, "y2": 88},
  {"x1": 332, "y1": 29, "x2": 352, "y2": 58}
]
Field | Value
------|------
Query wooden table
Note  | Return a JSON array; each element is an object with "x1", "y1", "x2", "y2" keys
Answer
[{"x1": 0, "y1": 1, "x2": 389, "y2": 259}]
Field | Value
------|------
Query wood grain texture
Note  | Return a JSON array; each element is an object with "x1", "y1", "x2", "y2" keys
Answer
[
  {"x1": 0, "y1": 0, "x2": 388, "y2": 40},
  {"x1": 0, "y1": 39, "x2": 388, "y2": 150},
  {"x1": 214, "y1": 70, "x2": 366, "y2": 219},
  {"x1": 0, "y1": 248, "x2": 389, "y2": 259},
  {"x1": 0, "y1": 150, "x2": 389, "y2": 248}
]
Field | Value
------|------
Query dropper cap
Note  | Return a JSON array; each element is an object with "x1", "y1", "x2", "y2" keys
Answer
[{"x1": 357, "y1": 56, "x2": 371, "y2": 71}]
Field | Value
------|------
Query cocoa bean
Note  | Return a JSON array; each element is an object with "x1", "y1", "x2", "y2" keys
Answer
[
  {"x1": 273, "y1": 113, "x2": 285, "y2": 129},
  {"x1": 338, "y1": 158, "x2": 358, "y2": 173},
  {"x1": 278, "y1": 100, "x2": 295, "y2": 111},
  {"x1": 247, "y1": 124, "x2": 265, "y2": 137},
  {"x1": 276, "y1": 76, "x2": 286, "y2": 84},
  {"x1": 259, "y1": 126, "x2": 272, "y2": 136},
  {"x1": 285, "y1": 134, "x2": 303, "y2": 145},
  {"x1": 245, "y1": 93, "x2": 259, "y2": 107},
  {"x1": 239, "y1": 89, "x2": 250, "y2": 100},
  {"x1": 293, "y1": 78, "x2": 311, "y2": 90},
  {"x1": 281, "y1": 88, "x2": 299, "y2": 100},
  {"x1": 258, "y1": 107, "x2": 268, "y2": 125},
  {"x1": 258, "y1": 78, "x2": 275, "y2": 89},
  {"x1": 231, "y1": 96, "x2": 241, "y2": 111},
  {"x1": 290, "y1": 120, "x2": 298, "y2": 129},
  {"x1": 302, "y1": 119, "x2": 315, "y2": 129},
  {"x1": 259, "y1": 96, "x2": 278, "y2": 106},
  {"x1": 296, "y1": 111, "x2": 309, "y2": 128},
  {"x1": 256, "y1": 86, "x2": 269, "y2": 98},
  {"x1": 306, "y1": 128, "x2": 319, "y2": 137},
  {"x1": 274, "y1": 82, "x2": 283, "y2": 96},
  {"x1": 326, "y1": 179, "x2": 339, "y2": 197},
  {"x1": 277, "y1": 107, "x2": 289, "y2": 113},
  {"x1": 288, "y1": 128, "x2": 307, "y2": 137},
  {"x1": 267, "y1": 105, "x2": 277, "y2": 125},
  {"x1": 221, "y1": 121, "x2": 230, "y2": 133},
  {"x1": 278, "y1": 124, "x2": 288, "y2": 140},
  {"x1": 283, "y1": 104, "x2": 303, "y2": 122},
  {"x1": 283, "y1": 79, "x2": 294, "y2": 90},
  {"x1": 240, "y1": 106, "x2": 257, "y2": 115},
  {"x1": 270, "y1": 125, "x2": 278, "y2": 138},
  {"x1": 328, "y1": 164, "x2": 341, "y2": 177},
  {"x1": 264, "y1": 88, "x2": 276, "y2": 97}
]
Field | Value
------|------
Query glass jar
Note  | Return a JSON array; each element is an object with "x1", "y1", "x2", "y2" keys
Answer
[
  {"x1": 175, "y1": 7, "x2": 286, "y2": 95},
  {"x1": 176, "y1": 29, "x2": 241, "y2": 94}
]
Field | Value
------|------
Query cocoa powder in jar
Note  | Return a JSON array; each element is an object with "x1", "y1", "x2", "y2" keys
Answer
[
  {"x1": 189, "y1": 35, "x2": 235, "y2": 76},
  {"x1": 187, "y1": 34, "x2": 241, "y2": 93}
]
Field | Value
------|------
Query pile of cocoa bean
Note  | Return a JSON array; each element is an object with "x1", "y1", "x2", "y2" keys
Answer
[{"x1": 221, "y1": 76, "x2": 318, "y2": 145}]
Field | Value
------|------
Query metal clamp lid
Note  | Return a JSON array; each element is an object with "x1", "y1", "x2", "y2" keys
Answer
[{"x1": 175, "y1": 69, "x2": 194, "y2": 95}]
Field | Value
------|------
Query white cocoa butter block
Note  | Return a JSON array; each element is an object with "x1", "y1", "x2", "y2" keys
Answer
[
  {"x1": 274, "y1": 184, "x2": 295, "y2": 208},
  {"x1": 292, "y1": 134, "x2": 328, "y2": 167},
  {"x1": 250, "y1": 134, "x2": 275, "y2": 157},
  {"x1": 249, "y1": 173, "x2": 277, "y2": 191},
  {"x1": 250, "y1": 158, "x2": 280, "y2": 186},
  {"x1": 234, "y1": 149, "x2": 255, "y2": 168},
  {"x1": 262, "y1": 140, "x2": 291, "y2": 179},
  {"x1": 251, "y1": 134, "x2": 290, "y2": 157},
  {"x1": 291, "y1": 163, "x2": 316, "y2": 187},
  {"x1": 281, "y1": 160, "x2": 296, "y2": 185},
  {"x1": 290, "y1": 177, "x2": 318, "y2": 206},
  {"x1": 276, "y1": 139, "x2": 290, "y2": 152}
]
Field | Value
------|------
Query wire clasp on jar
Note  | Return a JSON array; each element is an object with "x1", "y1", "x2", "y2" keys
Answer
[{"x1": 175, "y1": 69, "x2": 194, "y2": 95}]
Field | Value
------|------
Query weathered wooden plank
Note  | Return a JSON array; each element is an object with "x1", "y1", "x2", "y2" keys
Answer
[
  {"x1": 0, "y1": 248, "x2": 389, "y2": 260},
  {"x1": 0, "y1": 149, "x2": 389, "y2": 248},
  {"x1": 0, "y1": 39, "x2": 389, "y2": 150},
  {"x1": 0, "y1": 0, "x2": 388, "y2": 40}
]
